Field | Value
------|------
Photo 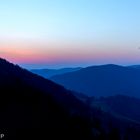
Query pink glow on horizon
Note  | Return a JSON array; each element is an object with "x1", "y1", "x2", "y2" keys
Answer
[{"x1": 0, "y1": 41, "x2": 140, "y2": 65}]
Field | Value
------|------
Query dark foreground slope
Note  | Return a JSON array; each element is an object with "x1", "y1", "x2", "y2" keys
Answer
[
  {"x1": 51, "y1": 64, "x2": 140, "y2": 97},
  {"x1": 0, "y1": 59, "x2": 140, "y2": 140},
  {"x1": 0, "y1": 58, "x2": 93, "y2": 140}
]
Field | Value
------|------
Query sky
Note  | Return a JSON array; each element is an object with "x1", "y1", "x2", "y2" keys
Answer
[{"x1": 0, "y1": 0, "x2": 140, "y2": 68}]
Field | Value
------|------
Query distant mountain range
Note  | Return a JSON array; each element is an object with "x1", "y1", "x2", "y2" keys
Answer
[
  {"x1": 50, "y1": 64, "x2": 140, "y2": 97},
  {"x1": 31, "y1": 67, "x2": 81, "y2": 78},
  {"x1": 128, "y1": 65, "x2": 140, "y2": 69},
  {"x1": 1, "y1": 59, "x2": 140, "y2": 139}
]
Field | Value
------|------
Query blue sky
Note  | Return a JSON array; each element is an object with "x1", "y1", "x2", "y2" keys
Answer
[{"x1": 0, "y1": 0, "x2": 140, "y2": 68}]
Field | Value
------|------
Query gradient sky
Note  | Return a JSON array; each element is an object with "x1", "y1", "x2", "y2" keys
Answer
[{"x1": 0, "y1": 0, "x2": 140, "y2": 68}]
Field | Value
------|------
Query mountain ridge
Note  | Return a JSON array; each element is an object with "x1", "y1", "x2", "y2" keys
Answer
[
  {"x1": 31, "y1": 67, "x2": 82, "y2": 78},
  {"x1": 50, "y1": 64, "x2": 140, "y2": 97},
  {"x1": 1, "y1": 59, "x2": 140, "y2": 139}
]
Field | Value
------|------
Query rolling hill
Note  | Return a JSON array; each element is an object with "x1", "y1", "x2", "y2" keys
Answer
[
  {"x1": 51, "y1": 64, "x2": 140, "y2": 97},
  {"x1": 87, "y1": 95, "x2": 140, "y2": 123},
  {"x1": 31, "y1": 67, "x2": 81, "y2": 78}
]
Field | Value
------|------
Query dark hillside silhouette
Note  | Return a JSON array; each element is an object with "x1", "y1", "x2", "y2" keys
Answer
[
  {"x1": 0, "y1": 58, "x2": 93, "y2": 139},
  {"x1": 0, "y1": 59, "x2": 140, "y2": 139}
]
